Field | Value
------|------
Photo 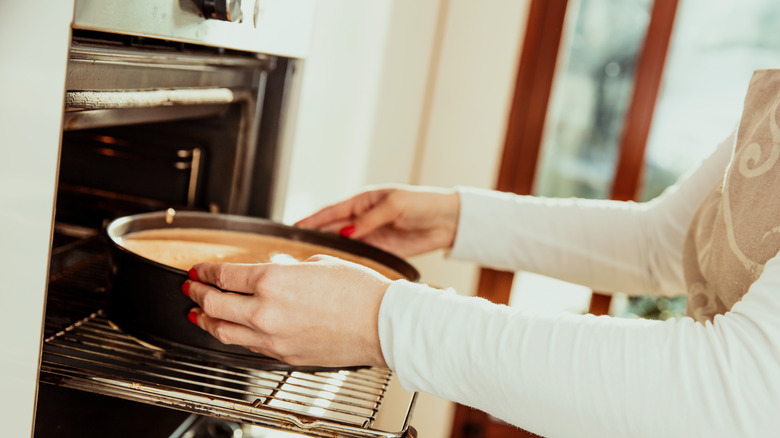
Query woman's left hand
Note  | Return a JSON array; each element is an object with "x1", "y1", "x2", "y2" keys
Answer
[{"x1": 183, "y1": 255, "x2": 392, "y2": 368}]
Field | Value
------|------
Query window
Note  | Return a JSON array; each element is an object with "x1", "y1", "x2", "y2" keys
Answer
[
  {"x1": 641, "y1": 0, "x2": 780, "y2": 201},
  {"x1": 511, "y1": 0, "x2": 780, "y2": 320}
]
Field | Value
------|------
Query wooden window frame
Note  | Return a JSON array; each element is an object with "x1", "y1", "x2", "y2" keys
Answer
[{"x1": 450, "y1": 0, "x2": 679, "y2": 436}]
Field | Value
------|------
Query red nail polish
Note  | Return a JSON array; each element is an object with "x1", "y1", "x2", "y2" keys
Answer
[
  {"x1": 187, "y1": 311, "x2": 198, "y2": 325},
  {"x1": 340, "y1": 225, "x2": 356, "y2": 237},
  {"x1": 188, "y1": 268, "x2": 198, "y2": 281},
  {"x1": 181, "y1": 281, "x2": 190, "y2": 297}
]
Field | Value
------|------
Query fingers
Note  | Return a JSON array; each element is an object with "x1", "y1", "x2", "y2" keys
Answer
[
  {"x1": 190, "y1": 262, "x2": 266, "y2": 294},
  {"x1": 349, "y1": 194, "x2": 401, "y2": 239},
  {"x1": 295, "y1": 201, "x2": 355, "y2": 229},
  {"x1": 295, "y1": 188, "x2": 393, "y2": 232},
  {"x1": 319, "y1": 219, "x2": 353, "y2": 236},
  {"x1": 188, "y1": 309, "x2": 282, "y2": 361},
  {"x1": 184, "y1": 264, "x2": 286, "y2": 359},
  {"x1": 185, "y1": 278, "x2": 257, "y2": 327},
  {"x1": 182, "y1": 256, "x2": 391, "y2": 368}
]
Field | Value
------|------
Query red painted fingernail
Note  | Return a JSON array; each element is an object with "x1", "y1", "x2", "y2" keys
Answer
[
  {"x1": 340, "y1": 225, "x2": 356, "y2": 237},
  {"x1": 181, "y1": 281, "x2": 190, "y2": 297},
  {"x1": 188, "y1": 268, "x2": 198, "y2": 281},
  {"x1": 187, "y1": 311, "x2": 198, "y2": 325}
]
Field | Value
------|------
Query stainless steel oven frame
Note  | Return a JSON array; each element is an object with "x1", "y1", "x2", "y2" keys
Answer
[{"x1": 61, "y1": 35, "x2": 272, "y2": 217}]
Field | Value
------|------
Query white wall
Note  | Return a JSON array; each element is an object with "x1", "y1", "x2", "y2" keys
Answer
[
  {"x1": 0, "y1": 1, "x2": 75, "y2": 435},
  {"x1": 411, "y1": 0, "x2": 531, "y2": 298},
  {"x1": 279, "y1": 0, "x2": 412, "y2": 224},
  {"x1": 406, "y1": 2, "x2": 530, "y2": 436},
  {"x1": 279, "y1": 1, "x2": 530, "y2": 436}
]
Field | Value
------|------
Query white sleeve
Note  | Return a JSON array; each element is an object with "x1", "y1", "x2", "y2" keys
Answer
[
  {"x1": 378, "y1": 251, "x2": 780, "y2": 437},
  {"x1": 449, "y1": 131, "x2": 735, "y2": 296}
]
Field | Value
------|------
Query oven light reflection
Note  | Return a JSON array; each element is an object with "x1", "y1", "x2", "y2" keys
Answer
[
  {"x1": 242, "y1": 425, "x2": 310, "y2": 438},
  {"x1": 308, "y1": 396, "x2": 331, "y2": 416},
  {"x1": 267, "y1": 384, "x2": 334, "y2": 416},
  {"x1": 96, "y1": 135, "x2": 120, "y2": 144},
  {"x1": 325, "y1": 378, "x2": 344, "y2": 387},
  {"x1": 267, "y1": 374, "x2": 347, "y2": 418}
]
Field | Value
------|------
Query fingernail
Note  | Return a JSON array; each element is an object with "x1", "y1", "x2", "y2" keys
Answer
[
  {"x1": 181, "y1": 281, "x2": 190, "y2": 297},
  {"x1": 188, "y1": 268, "x2": 198, "y2": 281},
  {"x1": 340, "y1": 225, "x2": 356, "y2": 237},
  {"x1": 187, "y1": 311, "x2": 198, "y2": 325}
]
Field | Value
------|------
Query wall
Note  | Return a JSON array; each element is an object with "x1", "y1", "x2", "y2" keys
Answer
[
  {"x1": 406, "y1": 1, "x2": 530, "y2": 435},
  {"x1": 0, "y1": 1, "x2": 75, "y2": 435},
  {"x1": 278, "y1": 1, "x2": 530, "y2": 436},
  {"x1": 278, "y1": 0, "x2": 415, "y2": 224}
]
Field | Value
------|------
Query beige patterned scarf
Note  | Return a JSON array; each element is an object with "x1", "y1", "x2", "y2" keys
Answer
[
  {"x1": 683, "y1": 70, "x2": 780, "y2": 322},
  {"x1": 683, "y1": 69, "x2": 780, "y2": 322}
]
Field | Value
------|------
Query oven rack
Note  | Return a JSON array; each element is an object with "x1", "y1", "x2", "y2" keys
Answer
[
  {"x1": 40, "y1": 229, "x2": 417, "y2": 438},
  {"x1": 40, "y1": 310, "x2": 415, "y2": 438}
]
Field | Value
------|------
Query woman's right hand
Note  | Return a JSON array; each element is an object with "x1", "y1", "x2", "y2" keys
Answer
[{"x1": 295, "y1": 185, "x2": 460, "y2": 258}]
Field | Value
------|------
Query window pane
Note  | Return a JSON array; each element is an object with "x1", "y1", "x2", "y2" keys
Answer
[
  {"x1": 533, "y1": 0, "x2": 653, "y2": 200},
  {"x1": 512, "y1": 0, "x2": 653, "y2": 314},
  {"x1": 640, "y1": 0, "x2": 780, "y2": 201}
]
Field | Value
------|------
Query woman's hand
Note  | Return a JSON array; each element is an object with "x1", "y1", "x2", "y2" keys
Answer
[
  {"x1": 295, "y1": 185, "x2": 460, "y2": 258},
  {"x1": 183, "y1": 255, "x2": 391, "y2": 368}
]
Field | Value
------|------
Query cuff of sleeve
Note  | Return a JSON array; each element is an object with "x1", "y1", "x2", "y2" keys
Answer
[
  {"x1": 378, "y1": 280, "x2": 457, "y2": 390},
  {"x1": 378, "y1": 280, "x2": 422, "y2": 371},
  {"x1": 450, "y1": 186, "x2": 501, "y2": 262},
  {"x1": 377, "y1": 280, "x2": 412, "y2": 372}
]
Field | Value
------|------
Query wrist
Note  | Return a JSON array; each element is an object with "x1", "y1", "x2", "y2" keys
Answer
[
  {"x1": 442, "y1": 190, "x2": 461, "y2": 250},
  {"x1": 367, "y1": 279, "x2": 392, "y2": 368}
]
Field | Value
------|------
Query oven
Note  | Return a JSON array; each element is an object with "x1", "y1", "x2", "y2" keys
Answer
[{"x1": 3, "y1": 1, "x2": 417, "y2": 436}]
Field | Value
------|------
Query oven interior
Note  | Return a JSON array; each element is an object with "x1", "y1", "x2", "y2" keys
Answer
[{"x1": 35, "y1": 31, "x2": 416, "y2": 438}]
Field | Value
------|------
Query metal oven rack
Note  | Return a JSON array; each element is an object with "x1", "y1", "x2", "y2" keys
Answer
[{"x1": 39, "y1": 227, "x2": 417, "y2": 437}]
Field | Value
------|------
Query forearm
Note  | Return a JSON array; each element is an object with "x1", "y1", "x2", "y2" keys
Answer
[
  {"x1": 449, "y1": 131, "x2": 735, "y2": 296},
  {"x1": 451, "y1": 189, "x2": 657, "y2": 294}
]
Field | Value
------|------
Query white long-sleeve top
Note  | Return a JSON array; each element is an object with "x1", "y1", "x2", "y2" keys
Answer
[{"x1": 377, "y1": 127, "x2": 780, "y2": 436}]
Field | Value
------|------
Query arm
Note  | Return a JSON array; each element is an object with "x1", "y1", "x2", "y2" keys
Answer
[
  {"x1": 379, "y1": 250, "x2": 780, "y2": 437},
  {"x1": 450, "y1": 131, "x2": 736, "y2": 296}
]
